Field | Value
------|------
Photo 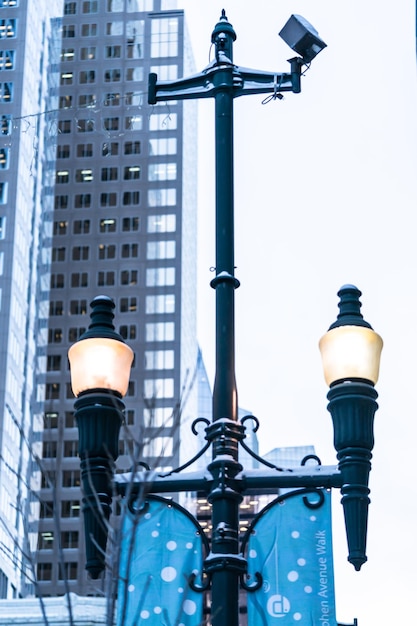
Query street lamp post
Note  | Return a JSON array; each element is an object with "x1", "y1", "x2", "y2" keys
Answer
[{"x1": 68, "y1": 12, "x2": 382, "y2": 626}]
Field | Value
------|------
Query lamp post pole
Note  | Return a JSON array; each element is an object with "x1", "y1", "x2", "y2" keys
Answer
[{"x1": 69, "y1": 12, "x2": 382, "y2": 626}]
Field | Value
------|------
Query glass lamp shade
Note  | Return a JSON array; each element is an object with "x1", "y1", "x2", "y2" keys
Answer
[
  {"x1": 68, "y1": 336, "x2": 134, "y2": 397},
  {"x1": 319, "y1": 325, "x2": 383, "y2": 387}
]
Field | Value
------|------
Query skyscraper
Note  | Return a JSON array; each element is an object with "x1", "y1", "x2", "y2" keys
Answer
[
  {"x1": 35, "y1": 0, "x2": 198, "y2": 596},
  {"x1": 0, "y1": 0, "x2": 63, "y2": 600}
]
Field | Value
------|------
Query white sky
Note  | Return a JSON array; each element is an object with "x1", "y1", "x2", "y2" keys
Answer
[{"x1": 176, "y1": 1, "x2": 417, "y2": 624}]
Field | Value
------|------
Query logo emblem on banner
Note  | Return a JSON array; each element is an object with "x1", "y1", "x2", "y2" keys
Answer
[
  {"x1": 245, "y1": 489, "x2": 337, "y2": 626},
  {"x1": 117, "y1": 495, "x2": 205, "y2": 626}
]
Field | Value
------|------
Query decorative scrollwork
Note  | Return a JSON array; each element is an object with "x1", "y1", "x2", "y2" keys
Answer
[
  {"x1": 241, "y1": 571, "x2": 263, "y2": 592},
  {"x1": 158, "y1": 418, "x2": 211, "y2": 477},
  {"x1": 189, "y1": 571, "x2": 211, "y2": 593},
  {"x1": 301, "y1": 454, "x2": 322, "y2": 466},
  {"x1": 240, "y1": 415, "x2": 290, "y2": 472},
  {"x1": 302, "y1": 488, "x2": 326, "y2": 509}
]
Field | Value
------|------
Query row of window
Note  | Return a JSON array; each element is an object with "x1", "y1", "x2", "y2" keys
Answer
[
  {"x1": 55, "y1": 190, "x2": 143, "y2": 209},
  {"x1": 56, "y1": 164, "x2": 141, "y2": 183},
  {"x1": 53, "y1": 240, "x2": 175, "y2": 262},
  {"x1": 49, "y1": 293, "x2": 175, "y2": 317},
  {"x1": 43, "y1": 408, "x2": 135, "y2": 429},
  {"x1": 58, "y1": 115, "x2": 143, "y2": 133},
  {"x1": 64, "y1": 0, "x2": 154, "y2": 16},
  {"x1": 45, "y1": 376, "x2": 176, "y2": 402},
  {"x1": 38, "y1": 529, "x2": 79, "y2": 551},
  {"x1": 60, "y1": 65, "x2": 143, "y2": 84},
  {"x1": 49, "y1": 321, "x2": 174, "y2": 346},
  {"x1": 37, "y1": 561, "x2": 78, "y2": 582},
  {"x1": 0, "y1": 19, "x2": 16, "y2": 39},
  {"x1": 53, "y1": 216, "x2": 140, "y2": 235},
  {"x1": 50, "y1": 266, "x2": 176, "y2": 289},
  {"x1": 58, "y1": 140, "x2": 141, "y2": 158},
  {"x1": 53, "y1": 213, "x2": 175, "y2": 235}
]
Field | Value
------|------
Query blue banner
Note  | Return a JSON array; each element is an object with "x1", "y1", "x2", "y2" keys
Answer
[
  {"x1": 246, "y1": 489, "x2": 337, "y2": 626},
  {"x1": 117, "y1": 496, "x2": 204, "y2": 626}
]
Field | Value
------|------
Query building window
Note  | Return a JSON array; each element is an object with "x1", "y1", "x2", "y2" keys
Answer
[
  {"x1": 75, "y1": 168, "x2": 93, "y2": 182},
  {"x1": 104, "y1": 92, "x2": 121, "y2": 106},
  {"x1": 105, "y1": 45, "x2": 121, "y2": 59},
  {"x1": 0, "y1": 50, "x2": 14, "y2": 70},
  {"x1": 144, "y1": 378, "x2": 174, "y2": 400},
  {"x1": 77, "y1": 119, "x2": 94, "y2": 132},
  {"x1": 56, "y1": 170, "x2": 69, "y2": 184},
  {"x1": 120, "y1": 297, "x2": 137, "y2": 313},
  {"x1": 151, "y1": 17, "x2": 178, "y2": 58},
  {"x1": 64, "y1": 2, "x2": 77, "y2": 14},
  {"x1": 55, "y1": 195, "x2": 69, "y2": 210},
  {"x1": 119, "y1": 325, "x2": 137, "y2": 340},
  {"x1": 48, "y1": 328, "x2": 63, "y2": 343},
  {"x1": 106, "y1": 21, "x2": 123, "y2": 35},
  {"x1": 104, "y1": 68, "x2": 121, "y2": 82},
  {"x1": 61, "y1": 48, "x2": 74, "y2": 62},
  {"x1": 107, "y1": 0, "x2": 123, "y2": 11},
  {"x1": 47, "y1": 353, "x2": 62, "y2": 371},
  {"x1": 58, "y1": 120, "x2": 71, "y2": 134},
  {"x1": 52, "y1": 247, "x2": 66, "y2": 262},
  {"x1": 57, "y1": 145, "x2": 70, "y2": 159},
  {"x1": 124, "y1": 140, "x2": 141, "y2": 155},
  {"x1": 44, "y1": 412, "x2": 59, "y2": 428},
  {"x1": 122, "y1": 217, "x2": 140, "y2": 232},
  {"x1": 148, "y1": 188, "x2": 176, "y2": 207},
  {"x1": 51, "y1": 274, "x2": 65, "y2": 289},
  {"x1": 74, "y1": 193, "x2": 91, "y2": 209},
  {"x1": 61, "y1": 500, "x2": 80, "y2": 518},
  {"x1": 62, "y1": 25, "x2": 75, "y2": 38},
  {"x1": 102, "y1": 142, "x2": 119, "y2": 156},
  {"x1": 122, "y1": 191, "x2": 140, "y2": 206},
  {"x1": 42, "y1": 441, "x2": 58, "y2": 458},
  {"x1": 0, "y1": 81, "x2": 12, "y2": 101},
  {"x1": 100, "y1": 192, "x2": 117, "y2": 207},
  {"x1": 53, "y1": 220, "x2": 68, "y2": 235},
  {"x1": 145, "y1": 321, "x2": 175, "y2": 341},
  {"x1": 146, "y1": 267, "x2": 175, "y2": 287},
  {"x1": 81, "y1": 23, "x2": 97, "y2": 36},
  {"x1": 147, "y1": 240, "x2": 176, "y2": 260},
  {"x1": 40, "y1": 500, "x2": 54, "y2": 519},
  {"x1": 121, "y1": 270, "x2": 138, "y2": 286},
  {"x1": 1, "y1": 114, "x2": 11, "y2": 135},
  {"x1": 62, "y1": 470, "x2": 80, "y2": 488},
  {"x1": 98, "y1": 244, "x2": 116, "y2": 259},
  {"x1": 45, "y1": 383, "x2": 60, "y2": 400},
  {"x1": 145, "y1": 350, "x2": 174, "y2": 370},
  {"x1": 103, "y1": 117, "x2": 120, "y2": 131},
  {"x1": 49, "y1": 301, "x2": 64, "y2": 316},
  {"x1": 146, "y1": 294, "x2": 175, "y2": 314},
  {"x1": 124, "y1": 165, "x2": 140, "y2": 180},
  {"x1": 60, "y1": 72, "x2": 73, "y2": 85},
  {"x1": 68, "y1": 327, "x2": 86, "y2": 342},
  {"x1": 72, "y1": 246, "x2": 89, "y2": 261},
  {"x1": 149, "y1": 112, "x2": 177, "y2": 131},
  {"x1": 60, "y1": 562, "x2": 78, "y2": 581},
  {"x1": 61, "y1": 531, "x2": 79, "y2": 549},
  {"x1": 77, "y1": 143, "x2": 93, "y2": 157},
  {"x1": 64, "y1": 440, "x2": 78, "y2": 457},
  {"x1": 83, "y1": 1, "x2": 98, "y2": 13},
  {"x1": 126, "y1": 66, "x2": 144, "y2": 81},
  {"x1": 101, "y1": 167, "x2": 118, "y2": 181},
  {"x1": 121, "y1": 243, "x2": 138, "y2": 258},
  {"x1": 79, "y1": 69, "x2": 95, "y2": 83},
  {"x1": 0, "y1": 19, "x2": 17, "y2": 39},
  {"x1": 147, "y1": 214, "x2": 176, "y2": 233},
  {"x1": 78, "y1": 94, "x2": 96, "y2": 107},
  {"x1": 37, "y1": 563, "x2": 52, "y2": 582},
  {"x1": 100, "y1": 217, "x2": 116, "y2": 232},
  {"x1": 80, "y1": 46, "x2": 96, "y2": 60},
  {"x1": 71, "y1": 272, "x2": 88, "y2": 288},
  {"x1": 73, "y1": 219, "x2": 90, "y2": 234},
  {"x1": 65, "y1": 411, "x2": 76, "y2": 428},
  {"x1": 149, "y1": 137, "x2": 177, "y2": 155},
  {"x1": 148, "y1": 163, "x2": 177, "y2": 181},
  {"x1": 70, "y1": 299, "x2": 87, "y2": 315},
  {"x1": 125, "y1": 115, "x2": 142, "y2": 130},
  {"x1": 0, "y1": 182, "x2": 7, "y2": 204},
  {"x1": 0, "y1": 147, "x2": 9, "y2": 168},
  {"x1": 98, "y1": 271, "x2": 115, "y2": 287}
]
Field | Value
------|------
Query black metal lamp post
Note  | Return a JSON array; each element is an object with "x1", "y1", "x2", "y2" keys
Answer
[{"x1": 68, "y1": 12, "x2": 382, "y2": 626}]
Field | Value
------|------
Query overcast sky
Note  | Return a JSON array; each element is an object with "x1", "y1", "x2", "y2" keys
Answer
[{"x1": 175, "y1": 2, "x2": 417, "y2": 624}]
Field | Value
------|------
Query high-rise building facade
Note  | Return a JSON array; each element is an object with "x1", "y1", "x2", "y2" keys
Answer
[
  {"x1": 0, "y1": 0, "x2": 63, "y2": 600},
  {"x1": 36, "y1": 0, "x2": 198, "y2": 597}
]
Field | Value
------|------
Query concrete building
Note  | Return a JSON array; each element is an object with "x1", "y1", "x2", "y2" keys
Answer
[
  {"x1": 0, "y1": 0, "x2": 63, "y2": 599},
  {"x1": 35, "y1": 0, "x2": 198, "y2": 597}
]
